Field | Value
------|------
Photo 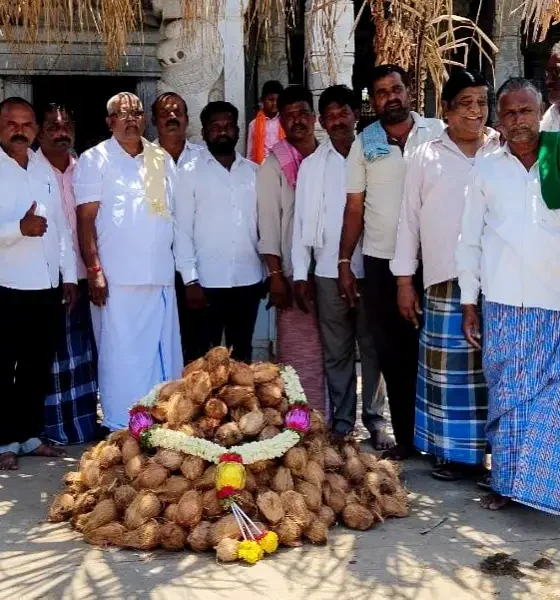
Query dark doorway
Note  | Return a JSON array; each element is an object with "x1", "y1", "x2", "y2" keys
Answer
[{"x1": 33, "y1": 75, "x2": 138, "y2": 155}]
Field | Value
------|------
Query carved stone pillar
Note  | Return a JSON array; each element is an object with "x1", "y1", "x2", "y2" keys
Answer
[{"x1": 493, "y1": 0, "x2": 524, "y2": 87}]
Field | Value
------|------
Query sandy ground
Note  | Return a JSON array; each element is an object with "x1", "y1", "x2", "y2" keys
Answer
[{"x1": 1, "y1": 442, "x2": 559, "y2": 600}]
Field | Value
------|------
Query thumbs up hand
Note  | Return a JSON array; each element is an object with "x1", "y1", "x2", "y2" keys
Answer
[{"x1": 20, "y1": 202, "x2": 48, "y2": 237}]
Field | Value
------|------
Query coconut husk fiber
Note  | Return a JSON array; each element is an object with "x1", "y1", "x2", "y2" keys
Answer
[{"x1": 49, "y1": 346, "x2": 409, "y2": 556}]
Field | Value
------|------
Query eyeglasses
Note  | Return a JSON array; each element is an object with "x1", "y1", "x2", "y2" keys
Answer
[{"x1": 110, "y1": 109, "x2": 145, "y2": 120}]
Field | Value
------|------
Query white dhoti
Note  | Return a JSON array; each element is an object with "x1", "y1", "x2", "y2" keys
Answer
[{"x1": 91, "y1": 284, "x2": 183, "y2": 430}]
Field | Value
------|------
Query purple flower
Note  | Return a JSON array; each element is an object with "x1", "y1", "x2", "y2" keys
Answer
[
  {"x1": 129, "y1": 411, "x2": 154, "y2": 440},
  {"x1": 285, "y1": 407, "x2": 310, "y2": 434}
]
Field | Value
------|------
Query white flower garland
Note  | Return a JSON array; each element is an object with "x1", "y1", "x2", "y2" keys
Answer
[{"x1": 134, "y1": 366, "x2": 308, "y2": 465}]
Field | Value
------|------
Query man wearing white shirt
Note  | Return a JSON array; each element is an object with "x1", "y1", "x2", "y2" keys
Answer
[
  {"x1": 392, "y1": 69, "x2": 498, "y2": 480},
  {"x1": 339, "y1": 65, "x2": 444, "y2": 459},
  {"x1": 152, "y1": 92, "x2": 203, "y2": 363},
  {"x1": 292, "y1": 85, "x2": 385, "y2": 442},
  {"x1": 75, "y1": 92, "x2": 182, "y2": 432},
  {"x1": 0, "y1": 97, "x2": 77, "y2": 470},
  {"x1": 541, "y1": 43, "x2": 560, "y2": 132},
  {"x1": 458, "y1": 78, "x2": 560, "y2": 514},
  {"x1": 175, "y1": 101, "x2": 263, "y2": 362}
]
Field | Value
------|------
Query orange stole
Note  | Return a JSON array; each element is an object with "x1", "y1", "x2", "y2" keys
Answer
[{"x1": 251, "y1": 110, "x2": 285, "y2": 164}]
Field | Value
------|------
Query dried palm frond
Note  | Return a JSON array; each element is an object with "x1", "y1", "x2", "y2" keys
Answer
[{"x1": 519, "y1": 0, "x2": 560, "y2": 41}]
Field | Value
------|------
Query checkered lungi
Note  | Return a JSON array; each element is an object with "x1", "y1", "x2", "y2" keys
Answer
[
  {"x1": 44, "y1": 282, "x2": 98, "y2": 445},
  {"x1": 484, "y1": 300, "x2": 560, "y2": 515},
  {"x1": 414, "y1": 280, "x2": 488, "y2": 465}
]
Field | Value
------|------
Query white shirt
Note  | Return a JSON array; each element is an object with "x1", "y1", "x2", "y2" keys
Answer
[
  {"x1": 541, "y1": 104, "x2": 560, "y2": 132},
  {"x1": 174, "y1": 149, "x2": 263, "y2": 288},
  {"x1": 346, "y1": 113, "x2": 445, "y2": 259},
  {"x1": 292, "y1": 141, "x2": 364, "y2": 281},
  {"x1": 0, "y1": 146, "x2": 77, "y2": 290},
  {"x1": 457, "y1": 144, "x2": 560, "y2": 311},
  {"x1": 155, "y1": 138, "x2": 203, "y2": 169},
  {"x1": 73, "y1": 137, "x2": 177, "y2": 286},
  {"x1": 391, "y1": 129, "x2": 501, "y2": 289}
]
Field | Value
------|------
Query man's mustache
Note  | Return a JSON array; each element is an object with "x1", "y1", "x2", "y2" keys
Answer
[
  {"x1": 165, "y1": 119, "x2": 181, "y2": 128},
  {"x1": 386, "y1": 102, "x2": 403, "y2": 110},
  {"x1": 54, "y1": 136, "x2": 71, "y2": 145},
  {"x1": 10, "y1": 134, "x2": 28, "y2": 143}
]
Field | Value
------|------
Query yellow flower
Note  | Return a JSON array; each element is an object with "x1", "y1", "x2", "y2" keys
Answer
[
  {"x1": 237, "y1": 540, "x2": 264, "y2": 564},
  {"x1": 258, "y1": 531, "x2": 278, "y2": 554},
  {"x1": 215, "y1": 462, "x2": 246, "y2": 491}
]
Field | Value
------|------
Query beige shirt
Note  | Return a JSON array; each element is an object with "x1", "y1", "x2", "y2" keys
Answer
[
  {"x1": 346, "y1": 113, "x2": 445, "y2": 260},
  {"x1": 257, "y1": 154, "x2": 296, "y2": 277}
]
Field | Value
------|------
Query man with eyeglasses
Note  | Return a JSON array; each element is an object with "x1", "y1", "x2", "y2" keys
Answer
[
  {"x1": 542, "y1": 42, "x2": 560, "y2": 131},
  {"x1": 74, "y1": 92, "x2": 183, "y2": 433}
]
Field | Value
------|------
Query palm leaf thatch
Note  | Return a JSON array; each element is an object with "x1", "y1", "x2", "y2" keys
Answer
[{"x1": 519, "y1": 0, "x2": 560, "y2": 41}]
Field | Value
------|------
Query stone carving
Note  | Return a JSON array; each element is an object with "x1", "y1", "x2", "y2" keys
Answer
[{"x1": 151, "y1": 0, "x2": 225, "y2": 141}]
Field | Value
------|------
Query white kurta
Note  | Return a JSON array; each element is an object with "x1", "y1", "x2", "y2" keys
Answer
[{"x1": 74, "y1": 137, "x2": 183, "y2": 430}]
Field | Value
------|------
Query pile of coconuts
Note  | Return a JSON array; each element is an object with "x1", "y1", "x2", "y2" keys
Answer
[{"x1": 48, "y1": 347, "x2": 409, "y2": 559}]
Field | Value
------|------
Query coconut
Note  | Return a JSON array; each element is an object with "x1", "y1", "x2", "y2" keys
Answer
[
  {"x1": 218, "y1": 385, "x2": 254, "y2": 408},
  {"x1": 106, "y1": 429, "x2": 131, "y2": 448},
  {"x1": 244, "y1": 469, "x2": 257, "y2": 493},
  {"x1": 342, "y1": 504, "x2": 375, "y2": 531},
  {"x1": 163, "y1": 504, "x2": 177, "y2": 522},
  {"x1": 184, "y1": 370, "x2": 213, "y2": 404},
  {"x1": 205, "y1": 346, "x2": 231, "y2": 369},
  {"x1": 176, "y1": 423, "x2": 200, "y2": 437},
  {"x1": 82, "y1": 499, "x2": 118, "y2": 533},
  {"x1": 134, "y1": 462, "x2": 168, "y2": 490},
  {"x1": 376, "y1": 459, "x2": 402, "y2": 479},
  {"x1": 280, "y1": 491, "x2": 310, "y2": 527},
  {"x1": 181, "y1": 456, "x2": 207, "y2": 481},
  {"x1": 73, "y1": 491, "x2": 98, "y2": 516},
  {"x1": 325, "y1": 473, "x2": 350, "y2": 495},
  {"x1": 317, "y1": 505, "x2": 336, "y2": 527},
  {"x1": 81, "y1": 460, "x2": 101, "y2": 488},
  {"x1": 243, "y1": 394, "x2": 260, "y2": 412},
  {"x1": 258, "y1": 425, "x2": 281, "y2": 440},
  {"x1": 63, "y1": 471, "x2": 83, "y2": 487},
  {"x1": 160, "y1": 522, "x2": 187, "y2": 551},
  {"x1": 156, "y1": 475, "x2": 192, "y2": 503},
  {"x1": 114, "y1": 485, "x2": 137, "y2": 511},
  {"x1": 239, "y1": 410, "x2": 266, "y2": 437},
  {"x1": 208, "y1": 363, "x2": 229, "y2": 389},
  {"x1": 248, "y1": 459, "x2": 275, "y2": 474},
  {"x1": 262, "y1": 408, "x2": 283, "y2": 427},
  {"x1": 323, "y1": 447, "x2": 344, "y2": 471},
  {"x1": 98, "y1": 444, "x2": 122, "y2": 469},
  {"x1": 341, "y1": 442, "x2": 359, "y2": 461},
  {"x1": 150, "y1": 401, "x2": 169, "y2": 422},
  {"x1": 176, "y1": 490, "x2": 203, "y2": 528},
  {"x1": 99, "y1": 466, "x2": 126, "y2": 488},
  {"x1": 202, "y1": 489, "x2": 224, "y2": 519},
  {"x1": 72, "y1": 512, "x2": 91, "y2": 532},
  {"x1": 154, "y1": 449, "x2": 184, "y2": 472},
  {"x1": 304, "y1": 520, "x2": 328, "y2": 545},
  {"x1": 295, "y1": 481, "x2": 321, "y2": 512},
  {"x1": 277, "y1": 397, "x2": 290, "y2": 415},
  {"x1": 251, "y1": 362, "x2": 280, "y2": 384},
  {"x1": 194, "y1": 465, "x2": 217, "y2": 491},
  {"x1": 166, "y1": 393, "x2": 199, "y2": 426},
  {"x1": 188, "y1": 521, "x2": 212, "y2": 552},
  {"x1": 48, "y1": 493, "x2": 75, "y2": 522},
  {"x1": 273, "y1": 518, "x2": 302, "y2": 547},
  {"x1": 122, "y1": 520, "x2": 161, "y2": 551},
  {"x1": 158, "y1": 380, "x2": 184, "y2": 403},
  {"x1": 310, "y1": 410, "x2": 326, "y2": 434},
  {"x1": 124, "y1": 491, "x2": 162, "y2": 530},
  {"x1": 254, "y1": 469, "x2": 273, "y2": 492},
  {"x1": 122, "y1": 438, "x2": 142, "y2": 463},
  {"x1": 344, "y1": 456, "x2": 366, "y2": 483},
  {"x1": 204, "y1": 398, "x2": 228, "y2": 421},
  {"x1": 379, "y1": 491, "x2": 409, "y2": 518},
  {"x1": 230, "y1": 406, "x2": 251, "y2": 423},
  {"x1": 366, "y1": 470, "x2": 397, "y2": 495},
  {"x1": 182, "y1": 357, "x2": 207, "y2": 377},
  {"x1": 236, "y1": 490, "x2": 258, "y2": 518},
  {"x1": 209, "y1": 514, "x2": 242, "y2": 546},
  {"x1": 214, "y1": 422, "x2": 243, "y2": 447},
  {"x1": 256, "y1": 491, "x2": 284, "y2": 524},
  {"x1": 229, "y1": 361, "x2": 254, "y2": 387},
  {"x1": 125, "y1": 455, "x2": 146, "y2": 480},
  {"x1": 84, "y1": 522, "x2": 127, "y2": 547},
  {"x1": 216, "y1": 538, "x2": 240, "y2": 562},
  {"x1": 271, "y1": 466, "x2": 294, "y2": 493},
  {"x1": 283, "y1": 447, "x2": 307, "y2": 477},
  {"x1": 323, "y1": 483, "x2": 346, "y2": 514},
  {"x1": 256, "y1": 382, "x2": 283, "y2": 407},
  {"x1": 305, "y1": 437, "x2": 325, "y2": 468},
  {"x1": 302, "y1": 461, "x2": 325, "y2": 488},
  {"x1": 90, "y1": 440, "x2": 108, "y2": 460},
  {"x1": 359, "y1": 452, "x2": 378, "y2": 471},
  {"x1": 193, "y1": 416, "x2": 220, "y2": 439}
]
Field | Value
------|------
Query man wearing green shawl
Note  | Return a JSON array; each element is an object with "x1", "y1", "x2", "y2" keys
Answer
[{"x1": 457, "y1": 78, "x2": 560, "y2": 514}]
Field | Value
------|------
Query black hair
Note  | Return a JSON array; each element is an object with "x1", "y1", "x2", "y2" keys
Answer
[
  {"x1": 277, "y1": 85, "x2": 314, "y2": 114},
  {"x1": 371, "y1": 65, "x2": 410, "y2": 90},
  {"x1": 151, "y1": 92, "x2": 188, "y2": 117},
  {"x1": 442, "y1": 67, "x2": 489, "y2": 105},
  {"x1": 496, "y1": 77, "x2": 542, "y2": 106},
  {"x1": 261, "y1": 80, "x2": 284, "y2": 99},
  {"x1": 200, "y1": 101, "x2": 239, "y2": 128},
  {"x1": 318, "y1": 85, "x2": 360, "y2": 116},
  {"x1": 0, "y1": 96, "x2": 34, "y2": 118},
  {"x1": 37, "y1": 102, "x2": 74, "y2": 127}
]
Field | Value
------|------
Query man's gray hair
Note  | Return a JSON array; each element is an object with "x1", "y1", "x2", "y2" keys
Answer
[
  {"x1": 496, "y1": 77, "x2": 542, "y2": 110},
  {"x1": 106, "y1": 92, "x2": 143, "y2": 116}
]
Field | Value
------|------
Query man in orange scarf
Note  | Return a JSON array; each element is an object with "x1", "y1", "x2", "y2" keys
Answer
[{"x1": 247, "y1": 80, "x2": 285, "y2": 164}]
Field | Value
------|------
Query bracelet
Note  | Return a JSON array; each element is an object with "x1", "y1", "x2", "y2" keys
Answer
[
  {"x1": 87, "y1": 265, "x2": 102, "y2": 274},
  {"x1": 269, "y1": 270, "x2": 283, "y2": 276},
  {"x1": 337, "y1": 259, "x2": 351, "y2": 265}
]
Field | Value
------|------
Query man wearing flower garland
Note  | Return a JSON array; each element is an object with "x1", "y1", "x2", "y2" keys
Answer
[{"x1": 75, "y1": 92, "x2": 183, "y2": 433}]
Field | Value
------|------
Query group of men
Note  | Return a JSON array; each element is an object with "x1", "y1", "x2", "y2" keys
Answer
[{"x1": 0, "y1": 57, "x2": 559, "y2": 517}]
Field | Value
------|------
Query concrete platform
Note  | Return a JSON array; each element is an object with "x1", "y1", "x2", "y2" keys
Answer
[{"x1": 0, "y1": 446, "x2": 559, "y2": 600}]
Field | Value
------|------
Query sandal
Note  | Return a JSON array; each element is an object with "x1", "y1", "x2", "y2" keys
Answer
[{"x1": 431, "y1": 460, "x2": 467, "y2": 481}]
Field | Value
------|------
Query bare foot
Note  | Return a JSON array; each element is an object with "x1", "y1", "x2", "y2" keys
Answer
[
  {"x1": 369, "y1": 429, "x2": 395, "y2": 452},
  {"x1": 0, "y1": 452, "x2": 19, "y2": 470},
  {"x1": 29, "y1": 444, "x2": 67, "y2": 458},
  {"x1": 481, "y1": 492, "x2": 510, "y2": 511}
]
